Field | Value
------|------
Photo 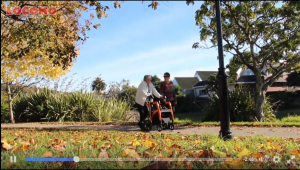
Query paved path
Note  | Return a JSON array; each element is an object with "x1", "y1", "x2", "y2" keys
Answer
[{"x1": 2, "y1": 123, "x2": 300, "y2": 138}]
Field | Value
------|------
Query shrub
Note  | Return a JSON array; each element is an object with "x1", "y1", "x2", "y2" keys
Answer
[
  {"x1": 13, "y1": 88, "x2": 131, "y2": 123},
  {"x1": 1, "y1": 92, "x2": 10, "y2": 123},
  {"x1": 202, "y1": 86, "x2": 277, "y2": 122}
]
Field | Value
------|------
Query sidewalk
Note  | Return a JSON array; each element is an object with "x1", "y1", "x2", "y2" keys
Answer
[{"x1": 2, "y1": 123, "x2": 300, "y2": 138}]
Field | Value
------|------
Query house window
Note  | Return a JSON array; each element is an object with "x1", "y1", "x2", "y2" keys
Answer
[
  {"x1": 247, "y1": 69, "x2": 254, "y2": 75},
  {"x1": 198, "y1": 90, "x2": 207, "y2": 96}
]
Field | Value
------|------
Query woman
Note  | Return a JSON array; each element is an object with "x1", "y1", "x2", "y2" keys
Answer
[
  {"x1": 160, "y1": 72, "x2": 177, "y2": 112},
  {"x1": 135, "y1": 75, "x2": 163, "y2": 130}
]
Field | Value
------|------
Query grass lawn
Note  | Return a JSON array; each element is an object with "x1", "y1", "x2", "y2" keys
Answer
[
  {"x1": 173, "y1": 112, "x2": 300, "y2": 127},
  {"x1": 10, "y1": 114, "x2": 298, "y2": 127},
  {"x1": 1, "y1": 129, "x2": 299, "y2": 169}
]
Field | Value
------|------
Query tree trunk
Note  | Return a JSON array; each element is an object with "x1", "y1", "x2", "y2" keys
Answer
[
  {"x1": 254, "y1": 73, "x2": 265, "y2": 122},
  {"x1": 7, "y1": 83, "x2": 15, "y2": 123},
  {"x1": 255, "y1": 89, "x2": 266, "y2": 122}
]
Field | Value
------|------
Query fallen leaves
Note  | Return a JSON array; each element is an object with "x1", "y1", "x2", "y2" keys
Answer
[
  {"x1": 237, "y1": 148, "x2": 250, "y2": 158},
  {"x1": 122, "y1": 149, "x2": 140, "y2": 161},
  {"x1": 42, "y1": 151, "x2": 53, "y2": 158},
  {"x1": 29, "y1": 138, "x2": 35, "y2": 145},
  {"x1": 98, "y1": 148, "x2": 109, "y2": 159},
  {"x1": 1, "y1": 140, "x2": 12, "y2": 150},
  {"x1": 1, "y1": 130, "x2": 299, "y2": 169},
  {"x1": 20, "y1": 142, "x2": 30, "y2": 152}
]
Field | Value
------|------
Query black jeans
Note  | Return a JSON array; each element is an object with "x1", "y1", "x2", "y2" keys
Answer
[
  {"x1": 166, "y1": 100, "x2": 175, "y2": 112},
  {"x1": 136, "y1": 103, "x2": 149, "y2": 123}
]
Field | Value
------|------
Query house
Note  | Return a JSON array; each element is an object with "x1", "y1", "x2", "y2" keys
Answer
[
  {"x1": 173, "y1": 71, "x2": 219, "y2": 97},
  {"x1": 173, "y1": 77, "x2": 199, "y2": 95},
  {"x1": 174, "y1": 66, "x2": 298, "y2": 99},
  {"x1": 194, "y1": 71, "x2": 218, "y2": 82},
  {"x1": 234, "y1": 68, "x2": 298, "y2": 93},
  {"x1": 192, "y1": 71, "x2": 218, "y2": 98}
]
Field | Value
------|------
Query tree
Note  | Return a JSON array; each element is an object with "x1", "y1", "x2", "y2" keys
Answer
[
  {"x1": 174, "y1": 85, "x2": 185, "y2": 97},
  {"x1": 119, "y1": 84, "x2": 137, "y2": 107},
  {"x1": 1, "y1": 76, "x2": 46, "y2": 123},
  {"x1": 1, "y1": 1, "x2": 160, "y2": 70},
  {"x1": 286, "y1": 71, "x2": 300, "y2": 87},
  {"x1": 107, "y1": 79, "x2": 129, "y2": 99},
  {"x1": 1, "y1": 1, "x2": 160, "y2": 123},
  {"x1": 106, "y1": 79, "x2": 137, "y2": 106},
  {"x1": 204, "y1": 74, "x2": 218, "y2": 96},
  {"x1": 151, "y1": 75, "x2": 161, "y2": 92},
  {"x1": 91, "y1": 76, "x2": 106, "y2": 94},
  {"x1": 189, "y1": 1, "x2": 300, "y2": 121}
]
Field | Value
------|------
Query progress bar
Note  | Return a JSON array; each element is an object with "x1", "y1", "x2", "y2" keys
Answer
[
  {"x1": 25, "y1": 157, "x2": 240, "y2": 162},
  {"x1": 25, "y1": 158, "x2": 74, "y2": 161},
  {"x1": 75, "y1": 157, "x2": 237, "y2": 162}
]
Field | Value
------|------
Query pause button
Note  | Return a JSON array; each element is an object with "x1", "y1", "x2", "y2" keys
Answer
[{"x1": 10, "y1": 156, "x2": 16, "y2": 163}]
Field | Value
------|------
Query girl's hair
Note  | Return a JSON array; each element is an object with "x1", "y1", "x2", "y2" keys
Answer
[{"x1": 143, "y1": 75, "x2": 152, "y2": 81}]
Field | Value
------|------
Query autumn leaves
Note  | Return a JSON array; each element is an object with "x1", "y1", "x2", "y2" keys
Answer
[{"x1": 1, "y1": 129, "x2": 299, "y2": 169}]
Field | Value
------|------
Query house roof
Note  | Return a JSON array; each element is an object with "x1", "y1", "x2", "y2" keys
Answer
[
  {"x1": 235, "y1": 74, "x2": 287, "y2": 84},
  {"x1": 174, "y1": 77, "x2": 199, "y2": 90},
  {"x1": 196, "y1": 71, "x2": 218, "y2": 81},
  {"x1": 237, "y1": 75, "x2": 256, "y2": 83},
  {"x1": 193, "y1": 81, "x2": 208, "y2": 87}
]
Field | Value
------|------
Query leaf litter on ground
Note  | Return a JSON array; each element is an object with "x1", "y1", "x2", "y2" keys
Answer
[{"x1": 1, "y1": 129, "x2": 300, "y2": 169}]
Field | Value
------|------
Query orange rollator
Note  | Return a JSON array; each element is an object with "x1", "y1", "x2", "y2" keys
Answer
[{"x1": 143, "y1": 95, "x2": 175, "y2": 132}]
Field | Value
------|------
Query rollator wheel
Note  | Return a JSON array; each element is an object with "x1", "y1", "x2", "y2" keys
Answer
[
  {"x1": 157, "y1": 124, "x2": 163, "y2": 132},
  {"x1": 161, "y1": 120, "x2": 168, "y2": 130},
  {"x1": 144, "y1": 120, "x2": 152, "y2": 132},
  {"x1": 169, "y1": 124, "x2": 174, "y2": 130}
]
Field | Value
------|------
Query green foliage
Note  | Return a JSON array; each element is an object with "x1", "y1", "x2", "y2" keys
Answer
[
  {"x1": 193, "y1": 1, "x2": 300, "y2": 121},
  {"x1": 204, "y1": 74, "x2": 218, "y2": 93},
  {"x1": 118, "y1": 84, "x2": 137, "y2": 107},
  {"x1": 203, "y1": 85, "x2": 277, "y2": 122},
  {"x1": 13, "y1": 88, "x2": 131, "y2": 123},
  {"x1": 172, "y1": 85, "x2": 195, "y2": 113},
  {"x1": 151, "y1": 75, "x2": 161, "y2": 92},
  {"x1": 176, "y1": 94, "x2": 195, "y2": 113},
  {"x1": 91, "y1": 76, "x2": 106, "y2": 94},
  {"x1": 281, "y1": 115, "x2": 300, "y2": 122},
  {"x1": 174, "y1": 85, "x2": 185, "y2": 97},
  {"x1": 1, "y1": 91, "x2": 10, "y2": 123},
  {"x1": 267, "y1": 91, "x2": 300, "y2": 110}
]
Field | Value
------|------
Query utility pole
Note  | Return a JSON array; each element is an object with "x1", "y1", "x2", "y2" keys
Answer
[{"x1": 215, "y1": 0, "x2": 232, "y2": 140}]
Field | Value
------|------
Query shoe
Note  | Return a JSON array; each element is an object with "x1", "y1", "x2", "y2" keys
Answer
[{"x1": 138, "y1": 121, "x2": 147, "y2": 131}]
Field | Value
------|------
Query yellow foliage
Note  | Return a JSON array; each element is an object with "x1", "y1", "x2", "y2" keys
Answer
[{"x1": 1, "y1": 55, "x2": 69, "y2": 82}]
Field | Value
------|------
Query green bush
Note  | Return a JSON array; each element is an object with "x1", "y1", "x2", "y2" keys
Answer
[
  {"x1": 1, "y1": 92, "x2": 10, "y2": 123},
  {"x1": 13, "y1": 88, "x2": 131, "y2": 123},
  {"x1": 176, "y1": 95, "x2": 195, "y2": 113},
  {"x1": 267, "y1": 90, "x2": 300, "y2": 109},
  {"x1": 202, "y1": 86, "x2": 277, "y2": 122}
]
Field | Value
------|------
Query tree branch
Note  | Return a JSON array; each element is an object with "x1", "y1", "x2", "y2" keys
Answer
[
  {"x1": 192, "y1": 42, "x2": 217, "y2": 49},
  {"x1": 223, "y1": 36, "x2": 254, "y2": 70},
  {"x1": 223, "y1": 2, "x2": 247, "y2": 35}
]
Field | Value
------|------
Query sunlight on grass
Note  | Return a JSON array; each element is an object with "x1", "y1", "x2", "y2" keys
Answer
[
  {"x1": 281, "y1": 115, "x2": 300, "y2": 122},
  {"x1": 1, "y1": 129, "x2": 299, "y2": 169}
]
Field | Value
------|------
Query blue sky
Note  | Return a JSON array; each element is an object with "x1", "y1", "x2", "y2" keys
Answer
[{"x1": 60, "y1": 1, "x2": 233, "y2": 91}]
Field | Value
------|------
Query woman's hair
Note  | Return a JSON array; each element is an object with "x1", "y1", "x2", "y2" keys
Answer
[
  {"x1": 143, "y1": 75, "x2": 152, "y2": 81},
  {"x1": 164, "y1": 72, "x2": 170, "y2": 77}
]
